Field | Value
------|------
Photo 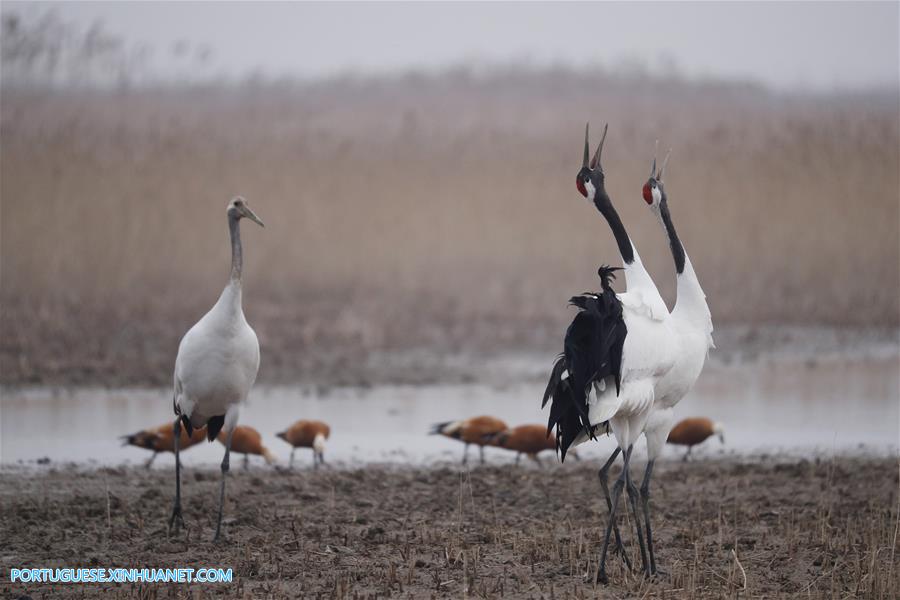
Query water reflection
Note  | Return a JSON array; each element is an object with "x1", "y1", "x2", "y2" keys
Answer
[{"x1": 1, "y1": 357, "x2": 897, "y2": 467}]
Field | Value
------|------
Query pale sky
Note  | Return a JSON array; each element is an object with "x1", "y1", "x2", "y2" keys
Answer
[{"x1": 8, "y1": 1, "x2": 900, "y2": 91}]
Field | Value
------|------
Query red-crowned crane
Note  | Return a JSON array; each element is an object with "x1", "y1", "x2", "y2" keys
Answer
[
  {"x1": 168, "y1": 196, "x2": 264, "y2": 541},
  {"x1": 638, "y1": 146, "x2": 715, "y2": 575},
  {"x1": 543, "y1": 124, "x2": 677, "y2": 583}
]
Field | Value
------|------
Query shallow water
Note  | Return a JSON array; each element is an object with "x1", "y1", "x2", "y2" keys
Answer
[{"x1": 1, "y1": 356, "x2": 897, "y2": 468}]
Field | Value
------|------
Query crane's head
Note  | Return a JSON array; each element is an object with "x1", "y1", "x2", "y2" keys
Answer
[
  {"x1": 227, "y1": 196, "x2": 265, "y2": 227},
  {"x1": 712, "y1": 421, "x2": 725, "y2": 444},
  {"x1": 642, "y1": 142, "x2": 670, "y2": 211},
  {"x1": 576, "y1": 122, "x2": 609, "y2": 205}
]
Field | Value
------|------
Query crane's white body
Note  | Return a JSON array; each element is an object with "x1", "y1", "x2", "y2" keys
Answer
[
  {"x1": 642, "y1": 255, "x2": 713, "y2": 458},
  {"x1": 174, "y1": 281, "x2": 260, "y2": 432},
  {"x1": 574, "y1": 243, "x2": 678, "y2": 452}
]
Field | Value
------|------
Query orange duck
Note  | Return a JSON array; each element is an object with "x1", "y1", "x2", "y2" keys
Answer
[
  {"x1": 276, "y1": 420, "x2": 331, "y2": 469},
  {"x1": 122, "y1": 422, "x2": 207, "y2": 468},
  {"x1": 429, "y1": 415, "x2": 507, "y2": 465}
]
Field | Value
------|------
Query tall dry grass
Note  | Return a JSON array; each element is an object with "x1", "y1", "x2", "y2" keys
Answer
[{"x1": 1, "y1": 70, "x2": 898, "y2": 384}]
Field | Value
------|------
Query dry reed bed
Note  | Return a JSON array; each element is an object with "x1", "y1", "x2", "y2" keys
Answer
[
  {"x1": 1, "y1": 72, "x2": 898, "y2": 384},
  {"x1": 1, "y1": 455, "x2": 897, "y2": 598}
]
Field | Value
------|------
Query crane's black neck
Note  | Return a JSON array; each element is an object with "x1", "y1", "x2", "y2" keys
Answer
[
  {"x1": 595, "y1": 191, "x2": 635, "y2": 265},
  {"x1": 228, "y1": 212, "x2": 243, "y2": 283},
  {"x1": 658, "y1": 199, "x2": 685, "y2": 274}
]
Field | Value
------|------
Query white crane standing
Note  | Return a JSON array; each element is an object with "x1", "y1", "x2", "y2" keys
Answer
[
  {"x1": 639, "y1": 147, "x2": 714, "y2": 575},
  {"x1": 544, "y1": 124, "x2": 677, "y2": 583},
  {"x1": 168, "y1": 196, "x2": 264, "y2": 542}
]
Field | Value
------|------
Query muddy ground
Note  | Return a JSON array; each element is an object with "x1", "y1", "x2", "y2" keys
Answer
[{"x1": 1, "y1": 455, "x2": 898, "y2": 599}]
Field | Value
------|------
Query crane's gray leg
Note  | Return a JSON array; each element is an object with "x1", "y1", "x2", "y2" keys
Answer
[
  {"x1": 625, "y1": 460, "x2": 649, "y2": 575},
  {"x1": 640, "y1": 460, "x2": 662, "y2": 576},
  {"x1": 145, "y1": 451, "x2": 158, "y2": 469},
  {"x1": 462, "y1": 443, "x2": 469, "y2": 466},
  {"x1": 596, "y1": 445, "x2": 633, "y2": 585},
  {"x1": 319, "y1": 451, "x2": 325, "y2": 467},
  {"x1": 313, "y1": 450, "x2": 319, "y2": 471},
  {"x1": 168, "y1": 418, "x2": 184, "y2": 535},
  {"x1": 683, "y1": 446, "x2": 691, "y2": 462},
  {"x1": 289, "y1": 448, "x2": 295, "y2": 470},
  {"x1": 598, "y1": 447, "x2": 632, "y2": 571},
  {"x1": 479, "y1": 445, "x2": 485, "y2": 465},
  {"x1": 515, "y1": 452, "x2": 521, "y2": 466},
  {"x1": 213, "y1": 428, "x2": 233, "y2": 542},
  {"x1": 242, "y1": 453, "x2": 249, "y2": 471}
]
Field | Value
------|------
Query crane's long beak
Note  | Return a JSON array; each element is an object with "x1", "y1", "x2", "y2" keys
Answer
[
  {"x1": 241, "y1": 205, "x2": 265, "y2": 227},
  {"x1": 658, "y1": 148, "x2": 671, "y2": 181},
  {"x1": 583, "y1": 122, "x2": 590, "y2": 168},
  {"x1": 589, "y1": 123, "x2": 608, "y2": 169}
]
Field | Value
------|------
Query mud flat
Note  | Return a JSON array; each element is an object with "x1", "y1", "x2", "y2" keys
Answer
[{"x1": 1, "y1": 455, "x2": 897, "y2": 598}]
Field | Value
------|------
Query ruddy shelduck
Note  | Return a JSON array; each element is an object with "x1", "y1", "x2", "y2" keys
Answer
[
  {"x1": 122, "y1": 422, "x2": 207, "y2": 468},
  {"x1": 216, "y1": 425, "x2": 275, "y2": 469},
  {"x1": 490, "y1": 424, "x2": 579, "y2": 465},
  {"x1": 667, "y1": 417, "x2": 724, "y2": 460},
  {"x1": 429, "y1": 415, "x2": 507, "y2": 465},
  {"x1": 276, "y1": 420, "x2": 331, "y2": 469}
]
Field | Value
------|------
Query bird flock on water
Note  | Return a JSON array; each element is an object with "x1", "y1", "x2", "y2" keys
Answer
[{"x1": 119, "y1": 122, "x2": 721, "y2": 585}]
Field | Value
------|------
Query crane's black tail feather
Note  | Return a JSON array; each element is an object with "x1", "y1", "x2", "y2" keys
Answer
[
  {"x1": 543, "y1": 354, "x2": 594, "y2": 462},
  {"x1": 542, "y1": 354, "x2": 567, "y2": 411},
  {"x1": 597, "y1": 265, "x2": 622, "y2": 291},
  {"x1": 206, "y1": 415, "x2": 225, "y2": 442},
  {"x1": 542, "y1": 264, "x2": 627, "y2": 462},
  {"x1": 178, "y1": 415, "x2": 193, "y2": 438}
]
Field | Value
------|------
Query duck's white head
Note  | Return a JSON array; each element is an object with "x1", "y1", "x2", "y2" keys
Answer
[{"x1": 712, "y1": 421, "x2": 725, "y2": 444}]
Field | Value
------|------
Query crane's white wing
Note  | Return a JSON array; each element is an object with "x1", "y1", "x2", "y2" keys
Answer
[
  {"x1": 620, "y1": 305, "x2": 677, "y2": 380},
  {"x1": 618, "y1": 288, "x2": 669, "y2": 322},
  {"x1": 585, "y1": 306, "x2": 675, "y2": 427}
]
